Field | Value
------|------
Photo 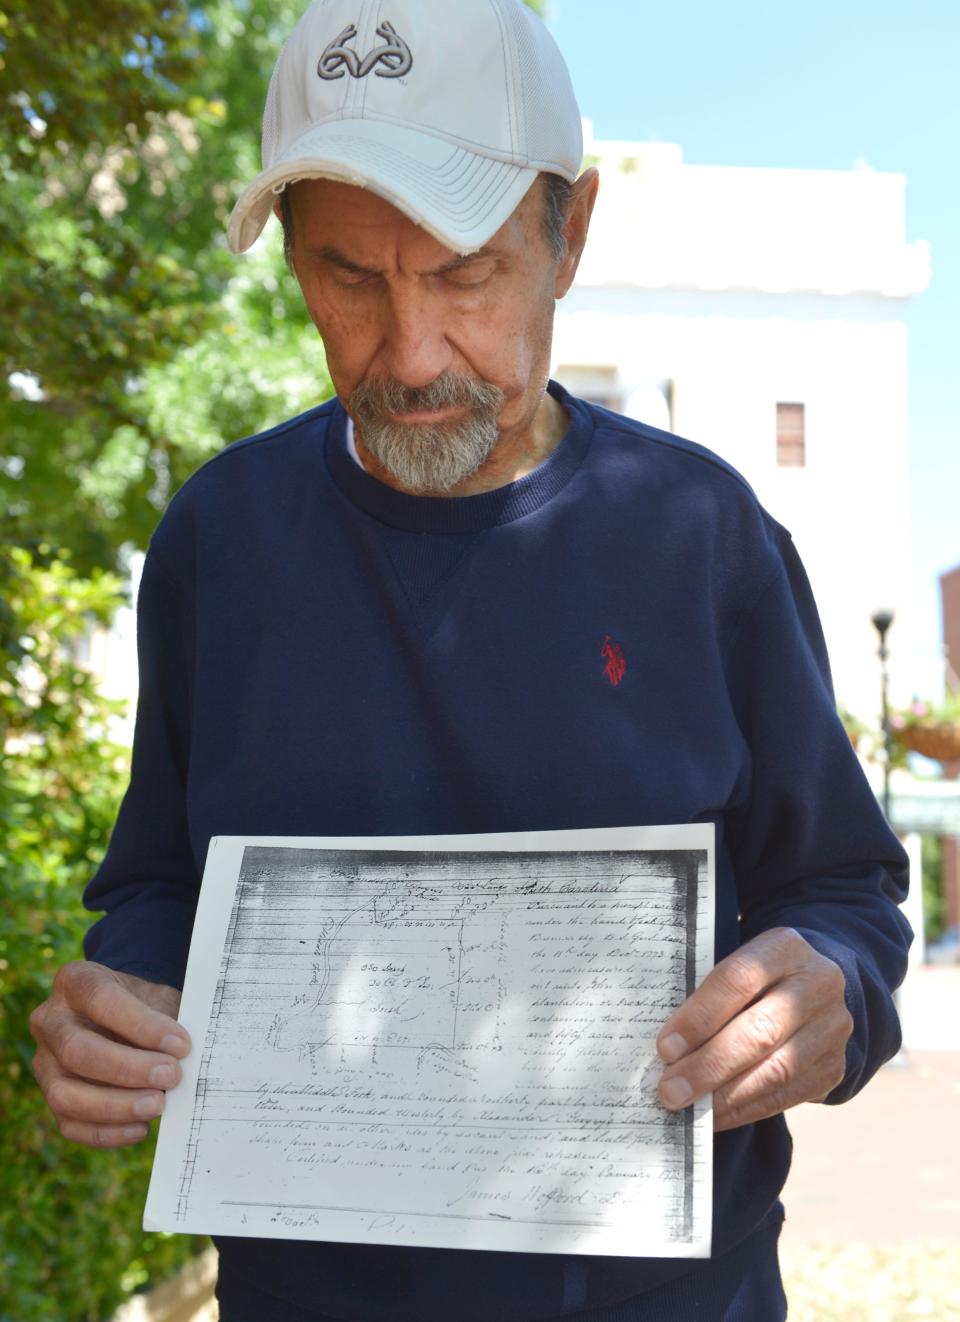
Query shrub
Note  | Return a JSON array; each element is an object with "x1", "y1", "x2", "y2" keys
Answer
[{"x1": 0, "y1": 548, "x2": 206, "y2": 1321}]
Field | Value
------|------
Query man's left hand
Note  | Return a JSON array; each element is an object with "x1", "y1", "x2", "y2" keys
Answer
[{"x1": 655, "y1": 927, "x2": 853, "y2": 1131}]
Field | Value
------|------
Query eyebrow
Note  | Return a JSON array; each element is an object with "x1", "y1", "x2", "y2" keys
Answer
[{"x1": 302, "y1": 244, "x2": 501, "y2": 277}]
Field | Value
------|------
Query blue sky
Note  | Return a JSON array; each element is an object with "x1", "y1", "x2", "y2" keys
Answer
[{"x1": 548, "y1": 0, "x2": 959, "y2": 679}]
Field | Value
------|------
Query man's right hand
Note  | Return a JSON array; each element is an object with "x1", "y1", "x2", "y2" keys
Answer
[{"x1": 30, "y1": 961, "x2": 191, "y2": 1148}]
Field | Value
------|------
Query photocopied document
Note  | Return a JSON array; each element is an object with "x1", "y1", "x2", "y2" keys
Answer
[{"x1": 145, "y1": 825, "x2": 714, "y2": 1257}]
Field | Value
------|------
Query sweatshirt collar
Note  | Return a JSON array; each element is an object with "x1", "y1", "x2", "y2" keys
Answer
[{"x1": 324, "y1": 380, "x2": 593, "y2": 534}]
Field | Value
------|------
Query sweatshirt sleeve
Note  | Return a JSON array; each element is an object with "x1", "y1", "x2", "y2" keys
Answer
[
  {"x1": 83, "y1": 544, "x2": 199, "y2": 990},
  {"x1": 724, "y1": 529, "x2": 912, "y2": 1104}
]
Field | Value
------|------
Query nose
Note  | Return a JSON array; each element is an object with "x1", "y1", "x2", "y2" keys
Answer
[{"x1": 379, "y1": 282, "x2": 453, "y2": 388}]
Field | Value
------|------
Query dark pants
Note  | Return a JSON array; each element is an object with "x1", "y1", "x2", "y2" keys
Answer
[{"x1": 217, "y1": 1203, "x2": 787, "y2": 1322}]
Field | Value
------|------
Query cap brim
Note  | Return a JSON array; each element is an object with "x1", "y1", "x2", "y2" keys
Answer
[{"x1": 227, "y1": 120, "x2": 540, "y2": 256}]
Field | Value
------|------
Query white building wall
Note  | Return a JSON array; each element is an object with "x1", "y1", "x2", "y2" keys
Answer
[{"x1": 554, "y1": 133, "x2": 928, "y2": 722}]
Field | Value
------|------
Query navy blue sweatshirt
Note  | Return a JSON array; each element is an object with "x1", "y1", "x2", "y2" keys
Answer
[{"x1": 85, "y1": 383, "x2": 910, "y2": 1320}]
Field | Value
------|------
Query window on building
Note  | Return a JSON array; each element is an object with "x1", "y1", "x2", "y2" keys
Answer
[{"x1": 776, "y1": 403, "x2": 806, "y2": 467}]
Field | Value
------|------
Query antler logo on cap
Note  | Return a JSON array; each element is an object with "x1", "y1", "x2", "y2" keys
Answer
[{"x1": 317, "y1": 21, "x2": 413, "y2": 80}]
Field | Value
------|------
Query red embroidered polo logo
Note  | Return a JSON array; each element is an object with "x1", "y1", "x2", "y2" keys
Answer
[{"x1": 601, "y1": 636, "x2": 626, "y2": 687}]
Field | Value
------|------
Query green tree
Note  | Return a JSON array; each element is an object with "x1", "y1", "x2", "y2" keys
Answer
[
  {"x1": 1, "y1": 0, "x2": 330, "y2": 572},
  {"x1": 1, "y1": 2, "x2": 547, "y2": 1315},
  {"x1": 1, "y1": 5, "x2": 327, "y2": 1315},
  {"x1": 0, "y1": 548, "x2": 209, "y2": 1321},
  {"x1": 2, "y1": 0, "x2": 546, "y2": 563}
]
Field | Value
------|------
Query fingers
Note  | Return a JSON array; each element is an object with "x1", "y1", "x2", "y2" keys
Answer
[
  {"x1": 32, "y1": 1045, "x2": 163, "y2": 1148},
  {"x1": 57, "y1": 1119, "x2": 151, "y2": 1148},
  {"x1": 37, "y1": 1016, "x2": 183, "y2": 1090},
  {"x1": 655, "y1": 930, "x2": 852, "y2": 1126},
  {"x1": 51, "y1": 962, "x2": 190, "y2": 1055},
  {"x1": 33, "y1": 1044, "x2": 166, "y2": 1120},
  {"x1": 659, "y1": 966, "x2": 844, "y2": 1100},
  {"x1": 30, "y1": 962, "x2": 189, "y2": 1089},
  {"x1": 711, "y1": 1025, "x2": 849, "y2": 1131},
  {"x1": 656, "y1": 927, "x2": 809, "y2": 1064},
  {"x1": 29, "y1": 962, "x2": 190, "y2": 1151},
  {"x1": 32, "y1": 1050, "x2": 173, "y2": 1147}
]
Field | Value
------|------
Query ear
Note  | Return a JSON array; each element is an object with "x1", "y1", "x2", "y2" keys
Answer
[{"x1": 554, "y1": 167, "x2": 599, "y2": 300}]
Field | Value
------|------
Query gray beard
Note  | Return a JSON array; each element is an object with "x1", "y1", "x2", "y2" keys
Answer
[{"x1": 350, "y1": 374, "x2": 506, "y2": 495}]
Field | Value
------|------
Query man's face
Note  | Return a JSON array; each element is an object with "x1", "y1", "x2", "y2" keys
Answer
[{"x1": 283, "y1": 176, "x2": 582, "y2": 494}]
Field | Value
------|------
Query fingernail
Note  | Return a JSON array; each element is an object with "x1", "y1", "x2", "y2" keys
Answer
[
  {"x1": 133, "y1": 1093, "x2": 165, "y2": 1119},
  {"x1": 660, "y1": 1076, "x2": 694, "y2": 1109},
  {"x1": 658, "y1": 1032, "x2": 688, "y2": 1064},
  {"x1": 122, "y1": 1124, "x2": 149, "y2": 1141},
  {"x1": 149, "y1": 1064, "x2": 178, "y2": 1089},
  {"x1": 161, "y1": 1034, "x2": 190, "y2": 1058}
]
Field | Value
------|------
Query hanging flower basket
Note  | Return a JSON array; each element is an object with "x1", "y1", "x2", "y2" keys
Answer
[{"x1": 894, "y1": 720, "x2": 960, "y2": 764}]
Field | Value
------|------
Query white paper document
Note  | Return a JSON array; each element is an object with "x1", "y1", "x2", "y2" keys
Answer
[{"x1": 145, "y1": 825, "x2": 714, "y2": 1257}]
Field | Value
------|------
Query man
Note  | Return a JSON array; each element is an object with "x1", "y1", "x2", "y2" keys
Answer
[{"x1": 30, "y1": 1, "x2": 911, "y2": 1319}]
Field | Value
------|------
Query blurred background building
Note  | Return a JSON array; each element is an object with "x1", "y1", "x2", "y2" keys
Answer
[{"x1": 552, "y1": 124, "x2": 932, "y2": 718}]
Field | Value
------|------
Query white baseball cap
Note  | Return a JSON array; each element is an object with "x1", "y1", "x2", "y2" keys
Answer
[{"x1": 227, "y1": 0, "x2": 583, "y2": 256}]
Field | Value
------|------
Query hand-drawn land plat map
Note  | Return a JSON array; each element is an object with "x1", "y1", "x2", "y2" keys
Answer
[{"x1": 145, "y1": 827, "x2": 714, "y2": 1258}]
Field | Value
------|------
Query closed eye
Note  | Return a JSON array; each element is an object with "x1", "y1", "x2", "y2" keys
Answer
[
  {"x1": 333, "y1": 268, "x2": 379, "y2": 287},
  {"x1": 439, "y1": 259, "x2": 497, "y2": 288},
  {"x1": 304, "y1": 246, "x2": 381, "y2": 285}
]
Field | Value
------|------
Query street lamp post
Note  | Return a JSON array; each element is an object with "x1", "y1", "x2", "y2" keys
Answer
[
  {"x1": 870, "y1": 608, "x2": 910, "y2": 1071},
  {"x1": 871, "y1": 609, "x2": 895, "y2": 822}
]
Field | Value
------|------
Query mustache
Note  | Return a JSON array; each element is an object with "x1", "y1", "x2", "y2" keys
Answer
[{"x1": 350, "y1": 373, "x2": 504, "y2": 419}]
